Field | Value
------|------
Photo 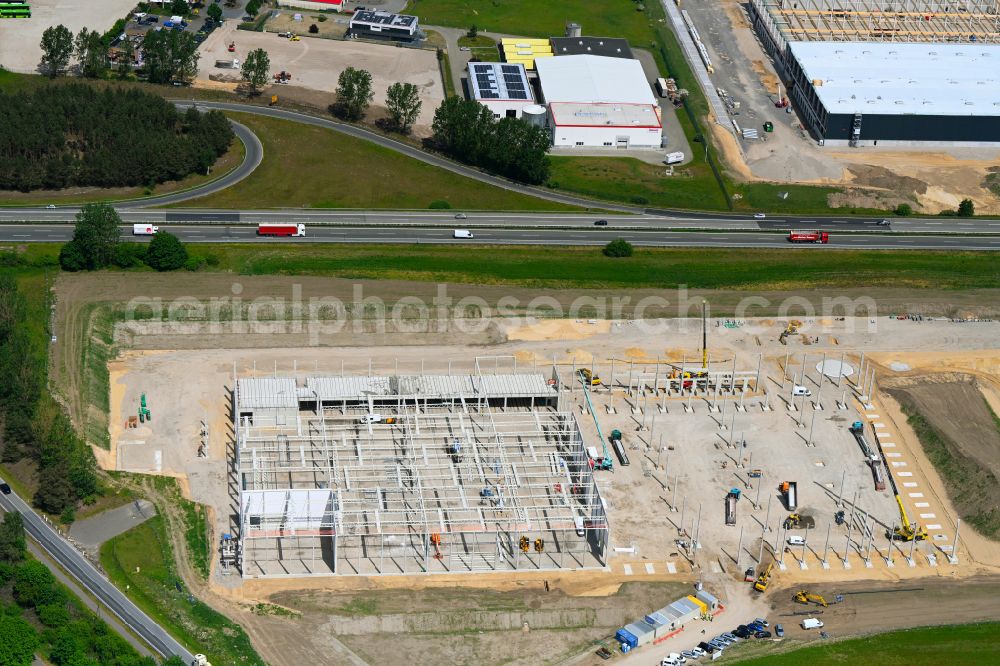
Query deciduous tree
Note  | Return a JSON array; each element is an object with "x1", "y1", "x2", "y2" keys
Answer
[
  {"x1": 0, "y1": 513, "x2": 26, "y2": 563},
  {"x1": 241, "y1": 48, "x2": 270, "y2": 96},
  {"x1": 334, "y1": 67, "x2": 374, "y2": 121},
  {"x1": 64, "y1": 203, "x2": 121, "y2": 271},
  {"x1": 145, "y1": 231, "x2": 188, "y2": 271},
  {"x1": 385, "y1": 82, "x2": 422, "y2": 134},
  {"x1": 40, "y1": 24, "x2": 74, "y2": 78}
]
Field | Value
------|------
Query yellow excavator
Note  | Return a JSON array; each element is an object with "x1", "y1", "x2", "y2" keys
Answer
[
  {"x1": 783, "y1": 513, "x2": 802, "y2": 530},
  {"x1": 793, "y1": 590, "x2": 828, "y2": 607},
  {"x1": 753, "y1": 561, "x2": 774, "y2": 593},
  {"x1": 779, "y1": 319, "x2": 802, "y2": 345}
]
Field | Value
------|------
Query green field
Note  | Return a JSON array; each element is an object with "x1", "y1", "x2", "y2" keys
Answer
[
  {"x1": 733, "y1": 623, "x2": 1000, "y2": 665},
  {"x1": 181, "y1": 113, "x2": 578, "y2": 211},
  {"x1": 133, "y1": 243, "x2": 1000, "y2": 291},
  {"x1": 101, "y1": 511, "x2": 264, "y2": 666}
]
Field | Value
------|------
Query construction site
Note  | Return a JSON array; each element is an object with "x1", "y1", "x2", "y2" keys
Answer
[{"x1": 94, "y1": 285, "x2": 1000, "y2": 664}]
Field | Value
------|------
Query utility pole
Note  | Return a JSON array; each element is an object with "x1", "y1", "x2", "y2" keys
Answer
[
  {"x1": 821, "y1": 523, "x2": 831, "y2": 569},
  {"x1": 764, "y1": 494, "x2": 772, "y2": 532}
]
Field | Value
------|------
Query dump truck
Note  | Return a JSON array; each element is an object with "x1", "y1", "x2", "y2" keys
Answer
[
  {"x1": 257, "y1": 223, "x2": 305, "y2": 237},
  {"x1": 725, "y1": 489, "x2": 739, "y2": 526},
  {"x1": 780, "y1": 481, "x2": 798, "y2": 510},
  {"x1": 787, "y1": 230, "x2": 829, "y2": 244}
]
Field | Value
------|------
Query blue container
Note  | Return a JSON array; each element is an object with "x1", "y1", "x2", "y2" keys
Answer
[{"x1": 615, "y1": 628, "x2": 638, "y2": 649}]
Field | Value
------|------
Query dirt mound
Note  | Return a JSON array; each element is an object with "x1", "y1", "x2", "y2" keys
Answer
[
  {"x1": 846, "y1": 164, "x2": 928, "y2": 195},
  {"x1": 883, "y1": 373, "x2": 1000, "y2": 540}
]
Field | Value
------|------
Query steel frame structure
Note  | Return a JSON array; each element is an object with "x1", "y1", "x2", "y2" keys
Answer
[{"x1": 233, "y1": 373, "x2": 609, "y2": 578}]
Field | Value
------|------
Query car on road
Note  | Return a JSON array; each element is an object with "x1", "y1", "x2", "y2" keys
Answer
[
  {"x1": 753, "y1": 212, "x2": 766, "y2": 219},
  {"x1": 877, "y1": 219, "x2": 891, "y2": 226},
  {"x1": 459, "y1": 46, "x2": 470, "y2": 51},
  {"x1": 594, "y1": 219, "x2": 608, "y2": 226},
  {"x1": 774, "y1": 624, "x2": 784, "y2": 638},
  {"x1": 453, "y1": 229, "x2": 474, "y2": 239},
  {"x1": 454, "y1": 213, "x2": 467, "y2": 219},
  {"x1": 755, "y1": 630, "x2": 772, "y2": 639},
  {"x1": 46, "y1": 204, "x2": 55, "y2": 209},
  {"x1": 0, "y1": 482, "x2": 11, "y2": 494}
]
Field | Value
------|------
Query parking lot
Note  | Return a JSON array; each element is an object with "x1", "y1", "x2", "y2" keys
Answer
[
  {"x1": 0, "y1": 0, "x2": 137, "y2": 73},
  {"x1": 196, "y1": 21, "x2": 444, "y2": 128}
]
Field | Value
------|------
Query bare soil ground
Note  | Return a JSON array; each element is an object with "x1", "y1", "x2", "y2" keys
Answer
[{"x1": 197, "y1": 22, "x2": 443, "y2": 130}]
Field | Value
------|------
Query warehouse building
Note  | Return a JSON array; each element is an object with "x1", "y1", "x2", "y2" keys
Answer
[
  {"x1": 468, "y1": 62, "x2": 536, "y2": 119},
  {"x1": 785, "y1": 42, "x2": 1000, "y2": 145},
  {"x1": 534, "y1": 54, "x2": 662, "y2": 148},
  {"x1": 233, "y1": 368, "x2": 609, "y2": 578},
  {"x1": 277, "y1": 0, "x2": 347, "y2": 10},
  {"x1": 748, "y1": 0, "x2": 1000, "y2": 145},
  {"x1": 348, "y1": 8, "x2": 420, "y2": 42},
  {"x1": 500, "y1": 38, "x2": 553, "y2": 70}
]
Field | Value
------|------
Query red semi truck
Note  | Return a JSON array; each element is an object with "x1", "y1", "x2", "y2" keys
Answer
[
  {"x1": 257, "y1": 223, "x2": 305, "y2": 237},
  {"x1": 787, "y1": 230, "x2": 829, "y2": 243}
]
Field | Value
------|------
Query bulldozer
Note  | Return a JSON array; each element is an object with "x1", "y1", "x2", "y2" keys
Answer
[
  {"x1": 753, "y1": 561, "x2": 774, "y2": 593},
  {"x1": 793, "y1": 590, "x2": 828, "y2": 607},
  {"x1": 783, "y1": 513, "x2": 802, "y2": 530}
]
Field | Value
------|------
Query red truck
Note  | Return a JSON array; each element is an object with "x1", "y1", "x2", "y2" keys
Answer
[
  {"x1": 257, "y1": 223, "x2": 305, "y2": 237},
  {"x1": 787, "y1": 230, "x2": 829, "y2": 243}
]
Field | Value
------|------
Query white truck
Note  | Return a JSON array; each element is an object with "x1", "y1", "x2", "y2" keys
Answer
[
  {"x1": 215, "y1": 58, "x2": 241, "y2": 69},
  {"x1": 664, "y1": 151, "x2": 685, "y2": 165},
  {"x1": 132, "y1": 224, "x2": 159, "y2": 235}
]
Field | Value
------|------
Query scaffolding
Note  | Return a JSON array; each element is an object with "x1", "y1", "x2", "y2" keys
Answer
[
  {"x1": 233, "y1": 372, "x2": 609, "y2": 578},
  {"x1": 752, "y1": 0, "x2": 1000, "y2": 46}
]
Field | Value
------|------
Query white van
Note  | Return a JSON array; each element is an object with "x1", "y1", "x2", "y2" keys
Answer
[
  {"x1": 574, "y1": 516, "x2": 585, "y2": 537},
  {"x1": 453, "y1": 229, "x2": 474, "y2": 239},
  {"x1": 358, "y1": 413, "x2": 382, "y2": 424},
  {"x1": 801, "y1": 618, "x2": 824, "y2": 630},
  {"x1": 792, "y1": 385, "x2": 812, "y2": 397},
  {"x1": 132, "y1": 224, "x2": 159, "y2": 236},
  {"x1": 787, "y1": 535, "x2": 806, "y2": 546},
  {"x1": 664, "y1": 151, "x2": 685, "y2": 165}
]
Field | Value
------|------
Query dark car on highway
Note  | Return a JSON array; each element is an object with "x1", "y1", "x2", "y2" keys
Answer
[{"x1": 0, "y1": 482, "x2": 11, "y2": 495}]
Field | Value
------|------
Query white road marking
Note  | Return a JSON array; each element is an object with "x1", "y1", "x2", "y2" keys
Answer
[{"x1": 909, "y1": 492, "x2": 924, "y2": 498}]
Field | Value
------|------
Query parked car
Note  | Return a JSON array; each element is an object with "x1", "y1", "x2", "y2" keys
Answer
[
  {"x1": 774, "y1": 624, "x2": 784, "y2": 638},
  {"x1": 697, "y1": 642, "x2": 715, "y2": 654},
  {"x1": 681, "y1": 650, "x2": 698, "y2": 660},
  {"x1": 668, "y1": 653, "x2": 686, "y2": 664},
  {"x1": 754, "y1": 618, "x2": 770, "y2": 628},
  {"x1": 747, "y1": 622, "x2": 765, "y2": 633},
  {"x1": 801, "y1": 618, "x2": 824, "y2": 630},
  {"x1": 594, "y1": 647, "x2": 612, "y2": 660},
  {"x1": 755, "y1": 631, "x2": 772, "y2": 639},
  {"x1": 691, "y1": 646, "x2": 706, "y2": 657},
  {"x1": 660, "y1": 659, "x2": 678, "y2": 666},
  {"x1": 734, "y1": 625, "x2": 752, "y2": 638},
  {"x1": 721, "y1": 632, "x2": 739, "y2": 642}
]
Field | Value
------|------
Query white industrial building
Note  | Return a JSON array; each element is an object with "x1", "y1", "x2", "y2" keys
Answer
[
  {"x1": 534, "y1": 55, "x2": 662, "y2": 148},
  {"x1": 468, "y1": 62, "x2": 536, "y2": 119}
]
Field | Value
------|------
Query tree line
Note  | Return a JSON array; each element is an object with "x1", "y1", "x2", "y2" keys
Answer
[
  {"x1": 431, "y1": 96, "x2": 550, "y2": 184},
  {"x1": 60, "y1": 203, "x2": 190, "y2": 272},
  {"x1": 0, "y1": 513, "x2": 159, "y2": 665},
  {"x1": 0, "y1": 275, "x2": 97, "y2": 518},
  {"x1": 0, "y1": 85, "x2": 233, "y2": 192}
]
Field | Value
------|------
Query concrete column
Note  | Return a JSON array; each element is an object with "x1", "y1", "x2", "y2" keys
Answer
[
  {"x1": 821, "y1": 523, "x2": 831, "y2": 569},
  {"x1": 736, "y1": 525, "x2": 744, "y2": 568},
  {"x1": 764, "y1": 494, "x2": 772, "y2": 533},
  {"x1": 949, "y1": 518, "x2": 961, "y2": 564},
  {"x1": 837, "y1": 469, "x2": 847, "y2": 507}
]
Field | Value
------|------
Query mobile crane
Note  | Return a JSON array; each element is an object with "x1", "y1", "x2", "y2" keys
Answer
[{"x1": 882, "y1": 441, "x2": 928, "y2": 541}]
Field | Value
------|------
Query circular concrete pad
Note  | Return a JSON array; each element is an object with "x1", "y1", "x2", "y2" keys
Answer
[{"x1": 816, "y1": 359, "x2": 854, "y2": 379}]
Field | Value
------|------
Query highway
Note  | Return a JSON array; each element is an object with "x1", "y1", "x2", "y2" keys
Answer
[
  {"x1": 0, "y1": 483, "x2": 194, "y2": 663},
  {"x1": 4, "y1": 223, "x2": 999, "y2": 249}
]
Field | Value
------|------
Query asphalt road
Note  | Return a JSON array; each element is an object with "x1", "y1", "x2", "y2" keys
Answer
[
  {"x1": 4, "y1": 223, "x2": 999, "y2": 249},
  {"x1": 0, "y1": 484, "x2": 194, "y2": 663}
]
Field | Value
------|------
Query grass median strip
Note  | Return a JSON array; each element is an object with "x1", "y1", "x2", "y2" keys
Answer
[{"x1": 180, "y1": 112, "x2": 579, "y2": 211}]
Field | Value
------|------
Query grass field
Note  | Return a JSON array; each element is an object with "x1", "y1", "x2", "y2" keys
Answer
[
  {"x1": 181, "y1": 113, "x2": 577, "y2": 211},
  {"x1": 101, "y1": 512, "x2": 264, "y2": 666},
  {"x1": 125, "y1": 243, "x2": 1000, "y2": 291},
  {"x1": 733, "y1": 622, "x2": 1000, "y2": 665}
]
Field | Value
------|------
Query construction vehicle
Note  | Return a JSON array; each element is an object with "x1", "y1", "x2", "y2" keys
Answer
[
  {"x1": 534, "y1": 538, "x2": 545, "y2": 553},
  {"x1": 880, "y1": 435, "x2": 929, "y2": 542},
  {"x1": 609, "y1": 429, "x2": 629, "y2": 466},
  {"x1": 794, "y1": 590, "x2": 828, "y2": 607},
  {"x1": 289, "y1": 34, "x2": 301, "y2": 41},
  {"x1": 787, "y1": 230, "x2": 830, "y2": 244},
  {"x1": 780, "y1": 481, "x2": 798, "y2": 510},
  {"x1": 850, "y1": 421, "x2": 887, "y2": 490},
  {"x1": 779, "y1": 319, "x2": 802, "y2": 344},
  {"x1": 783, "y1": 513, "x2": 801, "y2": 530},
  {"x1": 273, "y1": 70, "x2": 292, "y2": 84},
  {"x1": 138, "y1": 393, "x2": 151, "y2": 423},
  {"x1": 725, "y1": 489, "x2": 739, "y2": 526},
  {"x1": 228, "y1": 41, "x2": 236, "y2": 52},
  {"x1": 834, "y1": 510, "x2": 845, "y2": 526},
  {"x1": 270, "y1": 94, "x2": 279, "y2": 106},
  {"x1": 519, "y1": 536, "x2": 530, "y2": 552},
  {"x1": 430, "y1": 533, "x2": 443, "y2": 559},
  {"x1": 753, "y1": 562, "x2": 773, "y2": 592},
  {"x1": 748, "y1": 468, "x2": 762, "y2": 479},
  {"x1": 580, "y1": 372, "x2": 613, "y2": 471},
  {"x1": 577, "y1": 367, "x2": 601, "y2": 386}
]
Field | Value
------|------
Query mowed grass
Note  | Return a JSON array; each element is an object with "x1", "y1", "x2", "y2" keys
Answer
[
  {"x1": 733, "y1": 623, "x2": 1000, "y2": 665},
  {"x1": 407, "y1": 0, "x2": 657, "y2": 45},
  {"x1": 200, "y1": 244, "x2": 1000, "y2": 290},
  {"x1": 101, "y1": 514, "x2": 264, "y2": 666},
  {"x1": 549, "y1": 155, "x2": 729, "y2": 210},
  {"x1": 182, "y1": 112, "x2": 578, "y2": 211}
]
